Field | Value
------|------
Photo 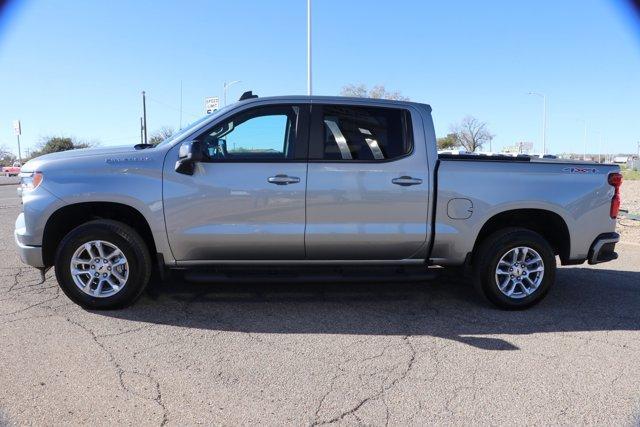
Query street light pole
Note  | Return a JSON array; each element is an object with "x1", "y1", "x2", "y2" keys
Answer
[
  {"x1": 16, "y1": 135, "x2": 21, "y2": 164},
  {"x1": 574, "y1": 118, "x2": 588, "y2": 161},
  {"x1": 594, "y1": 131, "x2": 602, "y2": 163},
  {"x1": 223, "y1": 80, "x2": 242, "y2": 106},
  {"x1": 307, "y1": 0, "x2": 312, "y2": 96},
  {"x1": 142, "y1": 91, "x2": 148, "y2": 145},
  {"x1": 583, "y1": 121, "x2": 587, "y2": 161},
  {"x1": 528, "y1": 92, "x2": 546, "y2": 155}
]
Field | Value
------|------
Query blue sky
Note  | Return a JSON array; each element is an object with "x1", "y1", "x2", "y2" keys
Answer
[{"x1": 0, "y1": 0, "x2": 639, "y2": 156}]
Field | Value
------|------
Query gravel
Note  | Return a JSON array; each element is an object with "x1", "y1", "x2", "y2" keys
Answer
[{"x1": 618, "y1": 179, "x2": 640, "y2": 242}]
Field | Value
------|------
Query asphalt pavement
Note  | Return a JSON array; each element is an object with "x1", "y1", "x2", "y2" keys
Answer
[{"x1": 0, "y1": 184, "x2": 639, "y2": 425}]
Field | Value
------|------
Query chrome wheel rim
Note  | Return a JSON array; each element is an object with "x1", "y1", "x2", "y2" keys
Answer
[
  {"x1": 70, "y1": 240, "x2": 129, "y2": 298},
  {"x1": 495, "y1": 246, "x2": 544, "y2": 299}
]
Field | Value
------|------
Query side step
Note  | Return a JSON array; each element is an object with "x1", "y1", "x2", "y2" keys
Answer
[{"x1": 181, "y1": 266, "x2": 440, "y2": 284}]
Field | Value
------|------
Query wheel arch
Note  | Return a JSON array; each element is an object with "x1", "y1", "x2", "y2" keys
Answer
[
  {"x1": 471, "y1": 208, "x2": 571, "y2": 265},
  {"x1": 42, "y1": 202, "x2": 157, "y2": 267}
]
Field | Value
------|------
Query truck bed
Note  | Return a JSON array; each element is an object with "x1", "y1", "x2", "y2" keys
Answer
[{"x1": 430, "y1": 157, "x2": 619, "y2": 265}]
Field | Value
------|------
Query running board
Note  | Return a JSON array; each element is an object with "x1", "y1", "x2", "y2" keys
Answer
[{"x1": 182, "y1": 267, "x2": 439, "y2": 284}]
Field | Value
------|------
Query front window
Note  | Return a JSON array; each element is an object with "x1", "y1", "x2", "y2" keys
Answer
[
  {"x1": 154, "y1": 105, "x2": 236, "y2": 148},
  {"x1": 198, "y1": 105, "x2": 302, "y2": 161}
]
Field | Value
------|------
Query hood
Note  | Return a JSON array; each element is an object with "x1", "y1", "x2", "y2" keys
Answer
[{"x1": 21, "y1": 145, "x2": 154, "y2": 172}]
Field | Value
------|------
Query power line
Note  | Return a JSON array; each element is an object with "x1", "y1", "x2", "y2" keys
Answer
[{"x1": 146, "y1": 94, "x2": 200, "y2": 119}]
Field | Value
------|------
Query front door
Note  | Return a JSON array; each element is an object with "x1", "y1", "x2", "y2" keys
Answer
[
  {"x1": 163, "y1": 103, "x2": 309, "y2": 261},
  {"x1": 305, "y1": 103, "x2": 430, "y2": 260}
]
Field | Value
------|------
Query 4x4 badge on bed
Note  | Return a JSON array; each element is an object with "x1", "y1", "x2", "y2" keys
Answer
[{"x1": 562, "y1": 167, "x2": 598, "y2": 174}]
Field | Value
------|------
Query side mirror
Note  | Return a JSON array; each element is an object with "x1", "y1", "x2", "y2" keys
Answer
[{"x1": 175, "y1": 140, "x2": 204, "y2": 175}]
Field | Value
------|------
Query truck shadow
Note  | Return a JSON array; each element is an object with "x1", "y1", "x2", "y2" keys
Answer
[{"x1": 98, "y1": 267, "x2": 640, "y2": 351}]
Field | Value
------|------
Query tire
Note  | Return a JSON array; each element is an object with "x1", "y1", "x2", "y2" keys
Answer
[
  {"x1": 473, "y1": 227, "x2": 556, "y2": 310},
  {"x1": 54, "y1": 219, "x2": 152, "y2": 309}
]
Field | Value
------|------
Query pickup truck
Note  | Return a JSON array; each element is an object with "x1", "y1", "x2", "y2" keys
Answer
[
  {"x1": 3, "y1": 162, "x2": 21, "y2": 177},
  {"x1": 14, "y1": 95, "x2": 622, "y2": 310}
]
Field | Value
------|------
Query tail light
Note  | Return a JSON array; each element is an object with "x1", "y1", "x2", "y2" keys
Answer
[{"x1": 608, "y1": 172, "x2": 623, "y2": 219}]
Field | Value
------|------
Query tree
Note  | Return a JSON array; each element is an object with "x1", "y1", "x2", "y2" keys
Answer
[
  {"x1": 29, "y1": 136, "x2": 90, "y2": 159},
  {"x1": 340, "y1": 84, "x2": 410, "y2": 101},
  {"x1": 148, "y1": 127, "x2": 175, "y2": 145},
  {"x1": 437, "y1": 133, "x2": 458, "y2": 150},
  {"x1": 0, "y1": 146, "x2": 17, "y2": 167},
  {"x1": 450, "y1": 116, "x2": 494, "y2": 152}
]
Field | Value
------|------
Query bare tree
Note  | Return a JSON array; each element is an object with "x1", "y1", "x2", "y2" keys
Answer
[
  {"x1": 0, "y1": 146, "x2": 17, "y2": 167},
  {"x1": 340, "y1": 84, "x2": 410, "y2": 101},
  {"x1": 450, "y1": 116, "x2": 494, "y2": 152},
  {"x1": 149, "y1": 127, "x2": 175, "y2": 145}
]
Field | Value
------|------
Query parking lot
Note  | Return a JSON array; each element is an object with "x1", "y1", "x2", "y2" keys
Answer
[{"x1": 0, "y1": 184, "x2": 639, "y2": 426}]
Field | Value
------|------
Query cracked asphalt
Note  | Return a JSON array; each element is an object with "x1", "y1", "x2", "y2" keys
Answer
[{"x1": 0, "y1": 184, "x2": 639, "y2": 425}]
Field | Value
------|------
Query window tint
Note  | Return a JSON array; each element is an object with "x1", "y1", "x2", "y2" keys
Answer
[
  {"x1": 199, "y1": 105, "x2": 301, "y2": 161},
  {"x1": 317, "y1": 106, "x2": 411, "y2": 161}
]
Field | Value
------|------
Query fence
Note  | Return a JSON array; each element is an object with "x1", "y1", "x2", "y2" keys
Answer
[{"x1": 629, "y1": 159, "x2": 640, "y2": 171}]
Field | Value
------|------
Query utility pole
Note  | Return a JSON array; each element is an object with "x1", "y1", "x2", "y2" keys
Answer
[
  {"x1": 307, "y1": 0, "x2": 312, "y2": 96},
  {"x1": 142, "y1": 91, "x2": 148, "y2": 145},
  {"x1": 140, "y1": 117, "x2": 144, "y2": 144}
]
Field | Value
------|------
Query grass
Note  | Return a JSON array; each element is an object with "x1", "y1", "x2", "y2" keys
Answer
[{"x1": 622, "y1": 169, "x2": 640, "y2": 180}]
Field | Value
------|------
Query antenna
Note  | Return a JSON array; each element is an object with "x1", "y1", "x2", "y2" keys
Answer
[{"x1": 239, "y1": 91, "x2": 258, "y2": 101}]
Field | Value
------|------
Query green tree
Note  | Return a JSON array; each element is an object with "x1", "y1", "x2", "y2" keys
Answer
[
  {"x1": 29, "y1": 136, "x2": 90, "y2": 159},
  {"x1": 340, "y1": 84, "x2": 410, "y2": 101},
  {"x1": 437, "y1": 133, "x2": 458, "y2": 150}
]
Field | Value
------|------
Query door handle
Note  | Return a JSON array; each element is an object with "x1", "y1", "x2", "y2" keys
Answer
[
  {"x1": 392, "y1": 176, "x2": 423, "y2": 186},
  {"x1": 267, "y1": 174, "x2": 301, "y2": 185}
]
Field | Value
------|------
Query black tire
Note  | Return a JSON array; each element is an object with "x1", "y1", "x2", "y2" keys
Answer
[
  {"x1": 54, "y1": 219, "x2": 152, "y2": 309},
  {"x1": 473, "y1": 227, "x2": 556, "y2": 310}
]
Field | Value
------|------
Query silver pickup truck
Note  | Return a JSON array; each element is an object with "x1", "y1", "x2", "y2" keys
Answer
[{"x1": 14, "y1": 95, "x2": 622, "y2": 310}]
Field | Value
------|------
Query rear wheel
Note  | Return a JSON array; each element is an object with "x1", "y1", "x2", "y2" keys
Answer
[
  {"x1": 474, "y1": 227, "x2": 556, "y2": 309},
  {"x1": 54, "y1": 220, "x2": 152, "y2": 309}
]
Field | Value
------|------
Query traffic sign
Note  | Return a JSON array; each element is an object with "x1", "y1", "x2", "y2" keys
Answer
[
  {"x1": 12, "y1": 120, "x2": 21, "y2": 136},
  {"x1": 205, "y1": 97, "x2": 219, "y2": 114}
]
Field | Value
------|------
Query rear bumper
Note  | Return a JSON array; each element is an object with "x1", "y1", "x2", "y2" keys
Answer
[{"x1": 588, "y1": 232, "x2": 619, "y2": 265}]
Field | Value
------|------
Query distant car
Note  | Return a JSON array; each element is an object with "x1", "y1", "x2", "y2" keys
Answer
[
  {"x1": 2, "y1": 162, "x2": 21, "y2": 177},
  {"x1": 613, "y1": 156, "x2": 629, "y2": 164}
]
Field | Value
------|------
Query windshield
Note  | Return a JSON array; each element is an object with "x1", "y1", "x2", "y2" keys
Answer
[{"x1": 154, "y1": 105, "x2": 235, "y2": 148}]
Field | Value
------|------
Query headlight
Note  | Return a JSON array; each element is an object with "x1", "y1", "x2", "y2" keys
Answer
[{"x1": 19, "y1": 172, "x2": 44, "y2": 192}]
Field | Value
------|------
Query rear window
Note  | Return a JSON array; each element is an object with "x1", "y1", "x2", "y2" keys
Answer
[{"x1": 314, "y1": 105, "x2": 411, "y2": 161}]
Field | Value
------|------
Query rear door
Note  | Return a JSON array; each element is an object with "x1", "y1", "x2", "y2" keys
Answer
[{"x1": 305, "y1": 103, "x2": 430, "y2": 260}]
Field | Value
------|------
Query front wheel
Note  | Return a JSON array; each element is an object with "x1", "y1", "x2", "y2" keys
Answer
[
  {"x1": 473, "y1": 228, "x2": 556, "y2": 309},
  {"x1": 54, "y1": 220, "x2": 152, "y2": 309}
]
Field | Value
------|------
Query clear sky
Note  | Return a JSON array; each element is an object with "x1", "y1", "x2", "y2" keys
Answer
[{"x1": 0, "y1": 0, "x2": 639, "y2": 156}]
